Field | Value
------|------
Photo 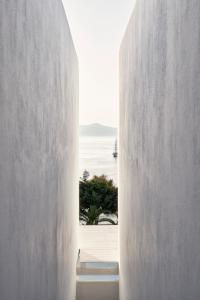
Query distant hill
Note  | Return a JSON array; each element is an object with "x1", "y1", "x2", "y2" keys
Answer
[{"x1": 80, "y1": 123, "x2": 117, "y2": 136}]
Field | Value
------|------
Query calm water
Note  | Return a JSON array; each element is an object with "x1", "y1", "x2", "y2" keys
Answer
[{"x1": 79, "y1": 136, "x2": 118, "y2": 184}]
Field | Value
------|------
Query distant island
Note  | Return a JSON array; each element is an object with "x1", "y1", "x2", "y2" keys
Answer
[{"x1": 80, "y1": 123, "x2": 117, "y2": 136}]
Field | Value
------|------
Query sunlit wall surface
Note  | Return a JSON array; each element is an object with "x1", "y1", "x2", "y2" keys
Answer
[
  {"x1": 119, "y1": 1, "x2": 200, "y2": 299},
  {"x1": 0, "y1": 1, "x2": 78, "y2": 299}
]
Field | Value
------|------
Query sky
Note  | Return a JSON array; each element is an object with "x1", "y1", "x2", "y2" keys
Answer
[{"x1": 62, "y1": 0, "x2": 135, "y2": 127}]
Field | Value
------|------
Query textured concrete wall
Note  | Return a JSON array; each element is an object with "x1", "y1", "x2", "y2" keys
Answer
[
  {"x1": 0, "y1": 1, "x2": 78, "y2": 300},
  {"x1": 119, "y1": 1, "x2": 200, "y2": 299}
]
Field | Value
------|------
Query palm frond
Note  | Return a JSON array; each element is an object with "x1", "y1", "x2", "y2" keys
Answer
[{"x1": 98, "y1": 218, "x2": 117, "y2": 225}]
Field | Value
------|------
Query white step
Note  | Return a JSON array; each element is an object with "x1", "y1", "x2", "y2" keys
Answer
[
  {"x1": 77, "y1": 261, "x2": 119, "y2": 275},
  {"x1": 76, "y1": 248, "x2": 119, "y2": 300},
  {"x1": 76, "y1": 275, "x2": 119, "y2": 300}
]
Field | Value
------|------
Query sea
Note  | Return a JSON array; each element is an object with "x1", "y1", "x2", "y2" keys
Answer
[{"x1": 79, "y1": 136, "x2": 118, "y2": 185}]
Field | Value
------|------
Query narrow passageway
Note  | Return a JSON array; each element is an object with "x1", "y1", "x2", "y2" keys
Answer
[{"x1": 1, "y1": 1, "x2": 200, "y2": 300}]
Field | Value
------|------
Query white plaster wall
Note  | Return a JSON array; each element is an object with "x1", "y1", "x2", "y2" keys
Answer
[
  {"x1": 119, "y1": 1, "x2": 200, "y2": 299},
  {"x1": 0, "y1": 1, "x2": 78, "y2": 299}
]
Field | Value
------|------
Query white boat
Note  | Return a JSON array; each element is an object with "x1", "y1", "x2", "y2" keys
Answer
[{"x1": 112, "y1": 140, "x2": 118, "y2": 158}]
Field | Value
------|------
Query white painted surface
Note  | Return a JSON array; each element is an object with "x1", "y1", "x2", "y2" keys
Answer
[
  {"x1": 0, "y1": 1, "x2": 78, "y2": 300},
  {"x1": 76, "y1": 280, "x2": 119, "y2": 300},
  {"x1": 77, "y1": 226, "x2": 119, "y2": 300},
  {"x1": 120, "y1": 1, "x2": 200, "y2": 299}
]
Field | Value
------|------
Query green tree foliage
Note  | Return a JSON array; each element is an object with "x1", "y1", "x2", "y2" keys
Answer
[{"x1": 79, "y1": 174, "x2": 118, "y2": 214}]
